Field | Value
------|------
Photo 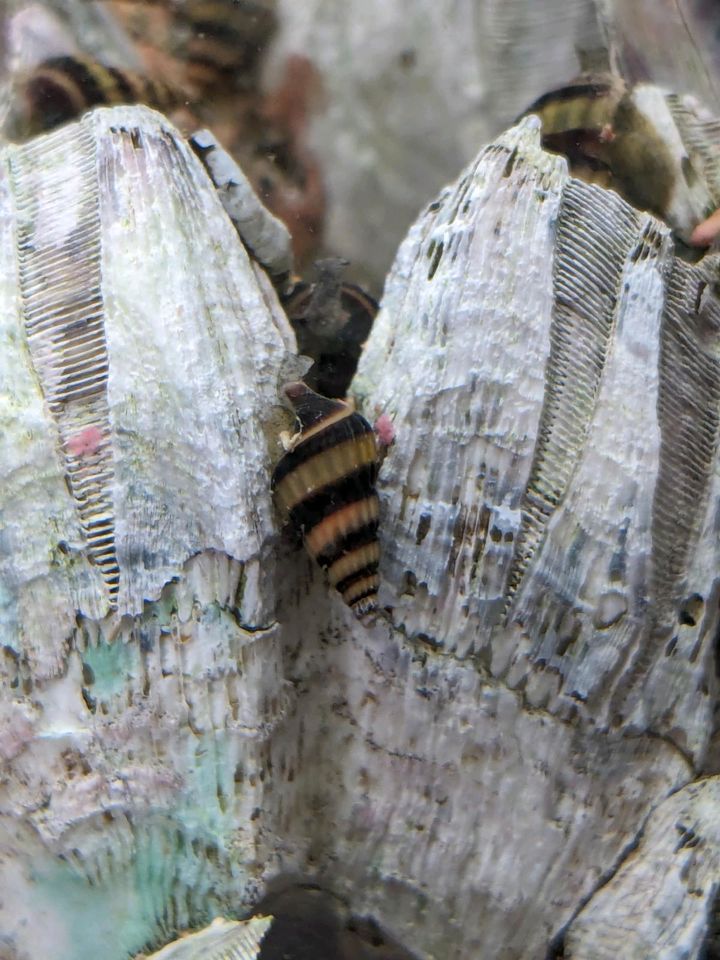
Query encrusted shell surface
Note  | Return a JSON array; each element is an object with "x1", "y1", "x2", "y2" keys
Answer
[
  {"x1": 3, "y1": 102, "x2": 720, "y2": 960},
  {"x1": 141, "y1": 916, "x2": 272, "y2": 960},
  {"x1": 190, "y1": 129, "x2": 294, "y2": 291},
  {"x1": 0, "y1": 104, "x2": 294, "y2": 677},
  {"x1": 565, "y1": 779, "x2": 720, "y2": 958},
  {"x1": 0, "y1": 107, "x2": 294, "y2": 960},
  {"x1": 357, "y1": 115, "x2": 720, "y2": 764}
]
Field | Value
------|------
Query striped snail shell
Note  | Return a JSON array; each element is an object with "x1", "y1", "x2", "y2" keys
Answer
[
  {"x1": 16, "y1": 55, "x2": 181, "y2": 139},
  {"x1": 520, "y1": 71, "x2": 720, "y2": 244},
  {"x1": 271, "y1": 382, "x2": 381, "y2": 618}
]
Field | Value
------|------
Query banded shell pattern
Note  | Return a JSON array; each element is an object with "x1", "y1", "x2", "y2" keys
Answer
[
  {"x1": 521, "y1": 72, "x2": 720, "y2": 243},
  {"x1": 18, "y1": 54, "x2": 179, "y2": 137},
  {"x1": 272, "y1": 382, "x2": 381, "y2": 617}
]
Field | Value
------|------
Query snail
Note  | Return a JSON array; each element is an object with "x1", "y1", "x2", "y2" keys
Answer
[
  {"x1": 272, "y1": 382, "x2": 383, "y2": 619},
  {"x1": 521, "y1": 72, "x2": 720, "y2": 245},
  {"x1": 281, "y1": 258, "x2": 378, "y2": 398},
  {"x1": 17, "y1": 54, "x2": 181, "y2": 137}
]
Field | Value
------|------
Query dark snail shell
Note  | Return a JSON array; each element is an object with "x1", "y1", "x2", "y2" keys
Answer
[
  {"x1": 272, "y1": 382, "x2": 381, "y2": 618},
  {"x1": 19, "y1": 55, "x2": 180, "y2": 137},
  {"x1": 282, "y1": 266, "x2": 378, "y2": 399}
]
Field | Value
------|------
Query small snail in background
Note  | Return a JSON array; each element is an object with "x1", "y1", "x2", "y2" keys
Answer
[
  {"x1": 521, "y1": 72, "x2": 720, "y2": 247},
  {"x1": 16, "y1": 55, "x2": 181, "y2": 137}
]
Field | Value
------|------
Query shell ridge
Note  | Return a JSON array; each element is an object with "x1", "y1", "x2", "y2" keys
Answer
[
  {"x1": 650, "y1": 257, "x2": 720, "y2": 622},
  {"x1": 8, "y1": 114, "x2": 120, "y2": 606},
  {"x1": 503, "y1": 177, "x2": 640, "y2": 613}
]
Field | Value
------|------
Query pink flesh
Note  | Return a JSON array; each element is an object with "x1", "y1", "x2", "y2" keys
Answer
[
  {"x1": 374, "y1": 413, "x2": 395, "y2": 447},
  {"x1": 690, "y1": 207, "x2": 720, "y2": 247},
  {"x1": 66, "y1": 425, "x2": 104, "y2": 457}
]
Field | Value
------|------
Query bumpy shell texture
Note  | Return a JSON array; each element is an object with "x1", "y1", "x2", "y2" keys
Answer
[
  {"x1": 5, "y1": 98, "x2": 720, "y2": 960},
  {"x1": 0, "y1": 105, "x2": 294, "y2": 960},
  {"x1": 190, "y1": 129, "x2": 293, "y2": 290},
  {"x1": 0, "y1": 104, "x2": 292, "y2": 677},
  {"x1": 357, "y1": 115, "x2": 720, "y2": 760}
]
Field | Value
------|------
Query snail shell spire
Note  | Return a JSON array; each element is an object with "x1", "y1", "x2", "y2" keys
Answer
[{"x1": 272, "y1": 382, "x2": 381, "y2": 618}]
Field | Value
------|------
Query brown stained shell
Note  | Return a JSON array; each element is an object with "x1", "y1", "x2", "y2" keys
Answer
[{"x1": 271, "y1": 382, "x2": 381, "y2": 618}]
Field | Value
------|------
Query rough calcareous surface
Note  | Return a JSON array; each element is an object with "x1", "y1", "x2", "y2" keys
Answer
[
  {"x1": 2, "y1": 106, "x2": 720, "y2": 960},
  {"x1": 357, "y1": 116, "x2": 720, "y2": 767},
  {"x1": 0, "y1": 106, "x2": 294, "y2": 960}
]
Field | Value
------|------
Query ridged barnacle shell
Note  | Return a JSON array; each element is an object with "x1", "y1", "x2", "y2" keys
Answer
[
  {"x1": 271, "y1": 381, "x2": 381, "y2": 618},
  {"x1": 0, "y1": 103, "x2": 296, "y2": 676},
  {"x1": 5, "y1": 79, "x2": 720, "y2": 960},
  {"x1": 141, "y1": 916, "x2": 272, "y2": 960},
  {"x1": 0, "y1": 103, "x2": 294, "y2": 960},
  {"x1": 356, "y1": 113, "x2": 720, "y2": 760}
]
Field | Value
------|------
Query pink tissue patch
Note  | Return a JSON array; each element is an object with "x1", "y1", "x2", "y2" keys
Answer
[
  {"x1": 66, "y1": 425, "x2": 105, "y2": 458},
  {"x1": 374, "y1": 413, "x2": 395, "y2": 447},
  {"x1": 690, "y1": 207, "x2": 720, "y2": 247}
]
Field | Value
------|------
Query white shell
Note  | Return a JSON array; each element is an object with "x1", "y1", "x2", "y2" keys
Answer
[
  {"x1": 3, "y1": 104, "x2": 720, "y2": 960},
  {"x1": 141, "y1": 916, "x2": 272, "y2": 960},
  {"x1": 0, "y1": 105, "x2": 294, "y2": 677},
  {"x1": 190, "y1": 129, "x2": 294, "y2": 290},
  {"x1": 0, "y1": 106, "x2": 294, "y2": 960},
  {"x1": 566, "y1": 779, "x2": 720, "y2": 958}
]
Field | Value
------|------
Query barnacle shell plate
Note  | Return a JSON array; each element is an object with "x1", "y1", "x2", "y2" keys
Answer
[
  {"x1": 0, "y1": 105, "x2": 294, "y2": 677},
  {"x1": 3, "y1": 102, "x2": 720, "y2": 960}
]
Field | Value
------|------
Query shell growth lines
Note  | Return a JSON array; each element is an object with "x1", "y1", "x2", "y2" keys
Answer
[{"x1": 9, "y1": 121, "x2": 120, "y2": 604}]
